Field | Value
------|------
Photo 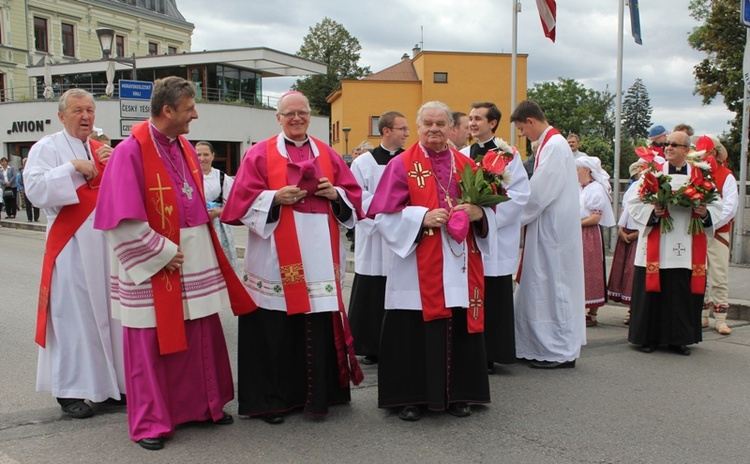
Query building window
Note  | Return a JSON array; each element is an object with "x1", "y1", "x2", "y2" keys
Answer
[
  {"x1": 168, "y1": 46, "x2": 177, "y2": 55},
  {"x1": 370, "y1": 116, "x2": 380, "y2": 136},
  {"x1": 148, "y1": 42, "x2": 158, "y2": 55},
  {"x1": 433, "y1": 72, "x2": 448, "y2": 83},
  {"x1": 62, "y1": 23, "x2": 75, "y2": 57},
  {"x1": 34, "y1": 17, "x2": 48, "y2": 52},
  {"x1": 116, "y1": 35, "x2": 125, "y2": 58},
  {"x1": 332, "y1": 121, "x2": 339, "y2": 143}
]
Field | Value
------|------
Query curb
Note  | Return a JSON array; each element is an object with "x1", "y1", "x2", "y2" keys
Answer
[{"x1": 5, "y1": 219, "x2": 749, "y2": 321}]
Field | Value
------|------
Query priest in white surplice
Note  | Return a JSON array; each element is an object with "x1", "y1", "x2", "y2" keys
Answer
[
  {"x1": 348, "y1": 110, "x2": 409, "y2": 365},
  {"x1": 461, "y1": 101, "x2": 531, "y2": 372},
  {"x1": 626, "y1": 131, "x2": 722, "y2": 356},
  {"x1": 369, "y1": 101, "x2": 493, "y2": 421},
  {"x1": 25, "y1": 89, "x2": 125, "y2": 419},
  {"x1": 510, "y1": 100, "x2": 586, "y2": 369}
]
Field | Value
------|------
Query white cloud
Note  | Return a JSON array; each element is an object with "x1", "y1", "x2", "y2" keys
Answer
[{"x1": 178, "y1": 0, "x2": 736, "y2": 136}]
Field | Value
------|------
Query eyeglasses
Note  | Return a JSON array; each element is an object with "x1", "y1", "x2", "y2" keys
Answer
[
  {"x1": 278, "y1": 110, "x2": 311, "y2": 119},
  {"x1": 390, "y1": 126, "x2": 409, "y2": 132},
  {"x1": 663, "y1": 142, "x2": 689, "y2": 148}
]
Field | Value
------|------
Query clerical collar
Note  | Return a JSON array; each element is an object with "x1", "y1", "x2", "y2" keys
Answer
[
  {"x1": 420, "y1": 143, "x2": 450, "y2": 157},
  {"x1": 668, "y1": 163, "x2": 687, "y2": 174},
  {"x1": 476, "y1": 137, "x2": 495, "y2": 148},
  {"x1": 149, "y1": 122, "x2": 177, "y2": 143},
  {"x1": 283, "y1": 134, "x2": 309, "y2": 148},
  {"x1": 380, "y1": 144, "x2": 399, "y2": 156}
]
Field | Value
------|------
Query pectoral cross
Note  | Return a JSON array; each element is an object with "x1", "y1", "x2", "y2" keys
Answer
[
  {"x1": 149, "y1": 173, "x2": 172, "y2": 229},
  {"x1": 673, "y1": 243, "x2": 686, "y2": 256},
  {"x1": 182, "y1": 180, "x2": 194, "y2": 200},
  {"x1": 408, "y1": 161, "x2": 433, "y2": 189},
  {"x1": 469, "y1": 287, "x2": 482, "y2": 320}
]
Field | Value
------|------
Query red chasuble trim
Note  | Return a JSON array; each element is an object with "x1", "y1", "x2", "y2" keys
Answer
[
  {"x1": 266, "y1": 135, "x2": 362, "y2": 386},
  {"x1": 400, "y1": 144, "x2": 485, "y2": 333},
  {"x1": 133, "y1": 121, "x2": 255, "y2": 355},
  {"x1": 35, "y1": 140, "x2": 105, "y2": 347},
  {"x1": 517, "y1": 127, "x2": 561, "y2": 284}
]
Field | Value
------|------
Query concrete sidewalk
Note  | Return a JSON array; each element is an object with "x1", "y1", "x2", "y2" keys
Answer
[{"x1": 4, "y1": 213, "x2": 749, "y2": 321}]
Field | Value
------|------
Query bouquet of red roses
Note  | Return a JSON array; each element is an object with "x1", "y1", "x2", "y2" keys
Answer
[
  {"x1": 638, "y1": 163, "x2": 674, "y2": 233},
  {"x1": 457, "y1": 139, "x2": 513, "y2": 208},
  {"x1": 671, "y1": 156, "x2": 719, "y2": 234}
]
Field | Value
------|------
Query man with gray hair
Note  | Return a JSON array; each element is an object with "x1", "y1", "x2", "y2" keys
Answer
[
  {"x1": 25, "y1": 88, "x2": 124, "y2": 420},
  {"x1": 95, "y1": 76, "x2": 251, "y2": 450},
  {"x1": 369, "y1": 101, "x2": 493, "y2": 421},
  {"x1": 221, "y1": 90, "x2": 363, "y2": 425}
]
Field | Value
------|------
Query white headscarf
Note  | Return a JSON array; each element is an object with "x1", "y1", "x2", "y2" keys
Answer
[{"x1": 576, "y1": 155, "x2": 611, "y2": 195}]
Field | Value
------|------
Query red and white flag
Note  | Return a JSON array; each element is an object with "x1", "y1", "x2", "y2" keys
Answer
[{"x1": 536, "y1": 0, "x2": 556, "y2": 42}]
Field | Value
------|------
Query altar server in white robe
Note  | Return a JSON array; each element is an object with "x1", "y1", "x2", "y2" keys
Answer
[
  {"x1": 510, "y1": 100, "x2": 586, "y2": 369},
  {"x1": 348, "y1": 110, "x2": 409, "y2": 365}
]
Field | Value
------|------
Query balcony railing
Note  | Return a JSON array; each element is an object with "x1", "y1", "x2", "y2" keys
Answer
[{"x1": 0, "y1": 83, "x2": 280, "y2": 108}]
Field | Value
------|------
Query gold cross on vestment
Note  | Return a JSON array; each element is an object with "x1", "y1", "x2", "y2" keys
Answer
[
  {"x1": 149, "y1": 173, "x2": 172, "y2": 230},
  {"x1": 408, "y1": 161, "x2": 433, "y2": 189},
  {"x1": 469, "y1": 287, "x2": 482, "y2": 320}
]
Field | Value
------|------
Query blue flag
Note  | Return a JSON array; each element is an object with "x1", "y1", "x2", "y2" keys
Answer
[{"x1": 629, "y1": 0, "x2": 642, "y2": 45}]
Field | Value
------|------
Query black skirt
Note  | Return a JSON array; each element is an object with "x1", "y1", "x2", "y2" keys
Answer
[
  {"x1": 348, "y1": 274, "x2": 387, "y2": 357},
  {"x1": 237, "y1": 309, "x2": 351, "y2": 417},
  {"x1": 483, "y1": 275, "x2": 517, "y2": 364},
  {"x1": 628, "y1": 266, "x2": 704, "y2": 346},
  {"x1": 377, "y1": 309, "x2": 490, "y2": 411}
]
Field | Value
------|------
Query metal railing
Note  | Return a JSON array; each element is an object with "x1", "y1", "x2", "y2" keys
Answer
[{"x1": 0, "y1": 83, "x2": 279, "y2": 108}]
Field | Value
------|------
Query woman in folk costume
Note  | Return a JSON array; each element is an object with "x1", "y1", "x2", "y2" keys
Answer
[
  {"x1": 196, "y1": 140, "x2": 238, "y2": 271},
  {"x1": 576, "y1": 156, "x2": 615, "y2": 327}
]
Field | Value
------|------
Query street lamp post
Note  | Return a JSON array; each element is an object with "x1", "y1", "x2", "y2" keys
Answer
[
  {"x1": 342, "y1": 127, "x2": 351, "y2": 155},
  {"x1": 96, "y1": 28, "x2": 137, "y2": 80}
]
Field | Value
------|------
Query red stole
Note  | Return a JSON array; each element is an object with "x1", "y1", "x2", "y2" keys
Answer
[
  {"x1": 400, "y1": 144, "x2": 485, "y2": 333},
  {"x1": 35, "y1": 139, "x2": 105, "y2": 347},
  {"x1": 266, "y1": 135, "x2": 362, "y2": 386},
  {"x1": 517, "y1": 127, "x2": 561, "y2": 283},
  {"x1": 133, "y1": 121, "x2": 256, "y2": 355}
]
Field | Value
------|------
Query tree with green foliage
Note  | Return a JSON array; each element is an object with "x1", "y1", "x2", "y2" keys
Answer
[
  {"x1": 621, "y1": 78, "x2": 652, "y2": 143},
  {"x1": 292, "y1": 17, "x2": 371, "y2": 116},
  {"x1": 688, "y1": 0, "x2": 744, "y2": 165},
  {"x1": 527, "y1": 78, "x2": 620, "y2": 173}
]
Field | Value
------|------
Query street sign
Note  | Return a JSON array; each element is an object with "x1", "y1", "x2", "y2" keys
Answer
[
  {"x1": 743, "y1": 0, "x2": 750, "y2": 28},
  {"x1": 120, "y1": 99, "x2": 151, "y2": 119},
  {"x1": 119, "y1": 80, "x2": 153, "y2": 100},
  {"x1": 120, "y1": 119, "x2": 141, "y2": 137}
]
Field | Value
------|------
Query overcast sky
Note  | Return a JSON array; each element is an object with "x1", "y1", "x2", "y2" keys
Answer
[{"x1": 178, "y1": 0, "x2": 735, "y2": 137}]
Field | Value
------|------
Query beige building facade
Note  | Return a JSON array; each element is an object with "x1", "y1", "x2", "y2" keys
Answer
[{"x1": 0, "y1": 0, "x2": 193, "y2": 101}]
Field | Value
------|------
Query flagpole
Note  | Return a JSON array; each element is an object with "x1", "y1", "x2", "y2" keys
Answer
[
  {"x1": 611, "y1": 0, "x2": 625, "y2": 252},
  {"x1": 733, "y1": 28, "x2": 750, "y2": 264},
  {"x1": 510, "y1": 0, "x2": 519, "y2": 147}
]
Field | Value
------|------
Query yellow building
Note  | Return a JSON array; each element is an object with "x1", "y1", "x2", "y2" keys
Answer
[
  {"x1": 0, "y1": 0, "x2": 193, "y2": 101},
  {"x1": 328, "y1": 48, "x2": 528, "y2": 155}
]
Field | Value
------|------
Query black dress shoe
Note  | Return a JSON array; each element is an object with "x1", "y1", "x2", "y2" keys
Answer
[
  {"x1": 487, "y1": 362, "x2": 496, "y2": 374},
  {"x1": 213, "y1": 413, "x2": 234, "y2": 425},
  {"x1": 529, "y1": 360, "x2": 576, "y2": 369},
  {"x1": 398, "y1": 405, "x2": 421, "y2": 421},
  {"x1": 361, "y1": 356, "x2": 378, "y2": 365},
  {"x1": 447, "y1": 402, "x2": 472, "y2": 417},
  {"x1": 260, "y1": 413, "x2": 284, "y2": 425},
  {"x1": 669, "y1": 344, "x2": 691, "y2": 356},
  {"x1": 57, "y1": 398, "x2": 94, "y2": 419},
  {"x1": 640, "y1": 343, "x2": 657, "y2": 353},
  {"x1": 137, "y1": 437, "x2": 164, "y2": 451}
]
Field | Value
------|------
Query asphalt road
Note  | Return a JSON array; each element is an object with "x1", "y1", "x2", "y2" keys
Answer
[{"x1": 1, "y1": 227, "x2": 749, "y2": 464}]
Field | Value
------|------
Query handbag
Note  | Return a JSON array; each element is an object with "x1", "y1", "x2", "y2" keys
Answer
[{"x1": 2, "y1": 188, "x2": 13, "y2": 202}]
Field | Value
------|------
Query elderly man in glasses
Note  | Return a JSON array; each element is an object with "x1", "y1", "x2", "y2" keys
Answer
[
  {"x1": 221, "y1": 91, "x2": 364, "y2": 424},
  {"x1": 626, "y1": 130, "x2": 722, "y2": 357}
]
